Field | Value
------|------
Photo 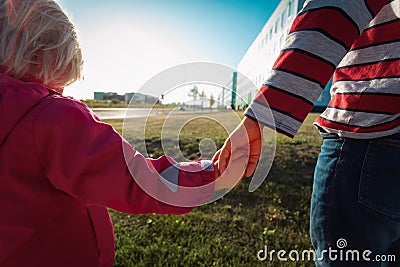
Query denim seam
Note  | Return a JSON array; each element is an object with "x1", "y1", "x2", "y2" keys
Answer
[
  {"x1": 325, "y1": 139, "x2": 346, "y2": 250},
  {"x1": 358, "y1": 141, "x2": 374, "y2": 210}
]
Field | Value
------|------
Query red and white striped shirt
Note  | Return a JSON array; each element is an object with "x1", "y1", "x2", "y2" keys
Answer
[{"x1": 245, "y1": 0, "x2": 400, "y2": 138}]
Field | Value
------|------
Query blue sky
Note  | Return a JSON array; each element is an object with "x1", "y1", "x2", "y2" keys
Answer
[{"x1": 59, "y1": 0, "x2": 281, "y2": 99}]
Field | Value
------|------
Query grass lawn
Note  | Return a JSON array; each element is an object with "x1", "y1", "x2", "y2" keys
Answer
[{"x1": 103, "y1": 112, "x2": 322, "y2": 267}]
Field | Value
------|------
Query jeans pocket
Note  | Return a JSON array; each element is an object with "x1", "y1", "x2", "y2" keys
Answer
[{"x1": 358, "y1": 139, "x2": 400, "y2": 218}]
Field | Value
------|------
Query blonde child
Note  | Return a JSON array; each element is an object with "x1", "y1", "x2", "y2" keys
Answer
[{"x1": 0, "y1": 1, "x2": 227, "y2": 266}]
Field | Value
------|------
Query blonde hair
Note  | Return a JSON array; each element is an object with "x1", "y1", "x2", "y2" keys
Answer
[{"x1": 0, "y1": 0, "x2": 83, "y2": 88}]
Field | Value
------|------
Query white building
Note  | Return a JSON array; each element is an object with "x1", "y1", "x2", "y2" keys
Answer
[{"x1": 223, "y1": 0, "x2": 331, "y2": 110}]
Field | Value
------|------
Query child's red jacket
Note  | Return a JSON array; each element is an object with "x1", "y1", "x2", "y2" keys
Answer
[{"x1": 0, "y1": 72, "x2": 215, "y2": 266}]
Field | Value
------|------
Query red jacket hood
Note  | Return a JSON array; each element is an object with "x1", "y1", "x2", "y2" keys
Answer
[{"x1": 0, "y1": 72, "x2": 54, "y2": 144}]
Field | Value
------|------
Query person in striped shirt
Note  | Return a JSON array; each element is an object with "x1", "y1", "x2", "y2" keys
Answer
[{"x1": 214, "y1": 0, "x2": 400, "y2": 265}]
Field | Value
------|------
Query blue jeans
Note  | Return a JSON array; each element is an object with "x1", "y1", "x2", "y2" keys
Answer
[{"x1": 310, "y1": 134, "x2": 400, "y2": 267}]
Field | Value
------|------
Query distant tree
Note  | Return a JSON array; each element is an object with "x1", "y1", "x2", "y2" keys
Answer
[
  {"x1": 199, "y1": 90, "x2": 206, "y2": 99},
  {"x1": 199, "y1": 90, "x2": 206, "y2": 109},
  {"x1": 209, "y1": 94, "x2": 215, "y2": 109},
  {"x1": 188, "y1": 85, "x2": 199, "y2": 101}
]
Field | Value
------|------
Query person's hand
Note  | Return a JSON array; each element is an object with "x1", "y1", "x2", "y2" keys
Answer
[
  {"x1": 213, "y1": 156, "x2": 248, "y2": 191},
  {"x1": 213, "y1": 117, "x2": 263, "y2": 181}
]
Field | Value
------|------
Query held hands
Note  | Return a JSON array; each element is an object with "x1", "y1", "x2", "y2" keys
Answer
[{"x1": 212, "y1": 117, "x2": 263, "y2": 190}]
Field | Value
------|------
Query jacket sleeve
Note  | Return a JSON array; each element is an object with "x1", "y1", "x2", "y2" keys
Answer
[
  {"x1": 244, "y1": 0, "x2": 389, "y2": 137},
  {"x1": 33, "y1": 97, "x2": 215, "y2": 214}
]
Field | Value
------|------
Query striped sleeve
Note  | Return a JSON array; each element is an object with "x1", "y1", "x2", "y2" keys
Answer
[
  {"x1": 315, "y1": 0, "x2": 400, "y2": 138},
  {"x1": 245, "y1": 0, "x2": 389, "y2": 137}
]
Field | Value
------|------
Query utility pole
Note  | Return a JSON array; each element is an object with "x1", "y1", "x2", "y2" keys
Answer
[{"x1": 231, "y1": 72, "x2": 237, "y2": 109}]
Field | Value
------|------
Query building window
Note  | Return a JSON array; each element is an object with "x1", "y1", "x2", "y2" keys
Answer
[
  {"x1": 269, "y1": 28, "x2": 273, "y2": 40},
  {"x1": 274, "y1": 18, "x2": 280, "y2": 33},
  {"x1": 288, "y1": 0, "x2": 295, "y2": 17},
  {"x1": 281, "y1": 10, "x2": 287, "y2": 28}
]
